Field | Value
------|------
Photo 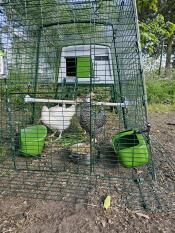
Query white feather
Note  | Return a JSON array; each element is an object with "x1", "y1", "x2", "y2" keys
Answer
[{"x1": 41, "y1": 104, "x2": 76, "y2": 138}]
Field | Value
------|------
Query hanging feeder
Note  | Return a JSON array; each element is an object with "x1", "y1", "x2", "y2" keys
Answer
[
  {"x1": 20, "y1": 125, "x2": 47, "y2": 157},
  {"x1": 112, "y1": 129, "x2": 149, "y2": 168}
]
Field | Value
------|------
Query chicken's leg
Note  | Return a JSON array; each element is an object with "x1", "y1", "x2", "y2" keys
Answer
[
  {"x1": 59, "y1": 131, "x2": 62, "y2": 139},
  {"x1": 49, "y1": 131, "x2": 57, "y2": 139},
  {"x1": 52, "y1": 131, "x2": 62, "y2": 142}
]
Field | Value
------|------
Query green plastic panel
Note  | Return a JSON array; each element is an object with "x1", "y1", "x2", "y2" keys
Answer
[{"x1": 77, "y1": 57, "x2": 91, "y2": 78}]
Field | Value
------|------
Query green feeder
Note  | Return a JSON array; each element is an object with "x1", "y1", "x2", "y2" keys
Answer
[
  {"x1": 20, "y1": 125, "x2": 47, "y2": 156},
  {"x1": 112, "y1": 129, "x2": 149, "y2": 168}
]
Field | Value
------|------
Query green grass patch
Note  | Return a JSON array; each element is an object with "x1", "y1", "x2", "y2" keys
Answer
[
  {"x1": 148, "y1": 103, "x2": 175, "y2": 112},
  {"x1": 146, "y1": 77, "x2": 175, "y2": 112},
  {"x1": 58, "y1": 133, "x2": 85, "y2": 148},
  {"x1": 146, "y1": 79, "x2": 175, "y2": 104},
  {"x1": 57, "y1": 115, "x2": 86, "y2": 148}
]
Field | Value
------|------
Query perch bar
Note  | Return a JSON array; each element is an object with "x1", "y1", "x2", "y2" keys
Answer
[{"x1": 24, "y1": 95, "x2": 132, "y2": 107}]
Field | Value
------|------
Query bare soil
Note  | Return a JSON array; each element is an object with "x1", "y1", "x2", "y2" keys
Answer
[
  {"x1": 0, "y1": 197, "x2": 175, "y2": 233},
  {"x1": 149, "y1": 111, "x2": 175, "y2": 156},
  {"x1": 0, "y1": 112, "x2": 175, "y2": 233}
]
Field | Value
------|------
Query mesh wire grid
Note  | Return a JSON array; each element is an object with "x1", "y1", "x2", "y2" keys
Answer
[
  {"x1": 0, "y1": 137, "x2": 174, "y2": 212},
  {"x1": 0, "y1": 0, "x2": 149, "y2": 174},
  {"x1": 0, "y1": 0, "x2": 174, "y2": 211}
]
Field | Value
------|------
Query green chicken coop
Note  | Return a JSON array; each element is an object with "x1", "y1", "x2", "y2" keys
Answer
[{"x1": 0, "y1": 0, "x2": 153, "y2": 180}]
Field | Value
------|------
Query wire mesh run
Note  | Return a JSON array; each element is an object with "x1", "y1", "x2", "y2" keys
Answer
[
  {"x1": 0, "y1": 1, "x2": 174, "y2": 212},
  {"x1": 0, "y1": 0, "x2": 151, "y2": 178},
  {"x1": 0, "y1": 136, "x2": 174, "y2": 212}
]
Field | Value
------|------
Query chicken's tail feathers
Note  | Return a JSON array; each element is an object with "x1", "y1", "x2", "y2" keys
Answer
[{"x1": 42, "y1": 106, "x2": 49, "y2": 112}]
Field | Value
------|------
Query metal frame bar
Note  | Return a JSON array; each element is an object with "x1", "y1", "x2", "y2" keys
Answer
[
  {"x1": 41, "y1": 20, "x2": 113, "y2": 29},
  {"x1": 31, "y1": 28, "x2": 42, "y2": 124}
]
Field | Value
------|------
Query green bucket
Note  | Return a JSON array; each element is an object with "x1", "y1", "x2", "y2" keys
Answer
[
  {"x1": 20, "y1": 125, "x2": 47, "y2": 157},
  {"x1": 112, "y1": 129, "x2": 149, "y2": 168}
]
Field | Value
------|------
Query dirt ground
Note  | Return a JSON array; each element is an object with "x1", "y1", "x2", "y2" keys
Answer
[
  {"x1": 0, "y1": 112, "x2": 175, "y2": 233},
  {"x1": 149, "y1": 111, "x2": 175, "y2": 156}
]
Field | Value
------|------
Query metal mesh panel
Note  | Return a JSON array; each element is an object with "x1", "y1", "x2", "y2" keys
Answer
[
  {"x1": 0, "y1": 0, "x2": 170, "y2": 210},
  {"x1": 1, "y1": 0, "x2": 150, "y2": 174}
]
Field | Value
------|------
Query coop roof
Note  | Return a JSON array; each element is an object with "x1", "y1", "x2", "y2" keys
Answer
[{"x1": 1, "y1": 0, "x2": 137, "y2": 48}]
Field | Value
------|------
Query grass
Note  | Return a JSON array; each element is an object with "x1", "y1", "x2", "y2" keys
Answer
[
  {"x1": 57, "y1": 116, "x2": 86, "y2": 148},
  {"x1": 58, "y1": 133, "x2": 85, "y2": 148},
  {"x1": 146, "y1": 77, "x2": 175, "y2": 112},
  {"x1": 148, "y1": 103, "x2": 175, "y2": 112},
  {"x1": 146, "y1": 79, "x2": 175, "y2": 104}
]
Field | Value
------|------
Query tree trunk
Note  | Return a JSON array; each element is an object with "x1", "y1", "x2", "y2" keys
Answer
[{"x1": 165, "y1": 35, "x2": 174, "y2": 77}]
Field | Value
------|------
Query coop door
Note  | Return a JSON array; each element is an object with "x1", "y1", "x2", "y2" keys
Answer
[
  {"x1": 66, "y1": 57, "x2": 77, "y2": 77},
  {"x1": 77, "y1": 57, "x2": 91, "y2": 78}
]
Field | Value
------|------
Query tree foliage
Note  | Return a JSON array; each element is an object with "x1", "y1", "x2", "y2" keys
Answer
[
  {"x1": 137, "y1": 0, "x2": 158, "y2": 20},
  {"x1": 137, "y1": 0, "x2": 175, "y2": 70},
  {"x1": 139, "y1": 15, "x2": 168, "y2": 55}
]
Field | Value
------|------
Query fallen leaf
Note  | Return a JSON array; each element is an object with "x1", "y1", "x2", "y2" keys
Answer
[{"x1": 135, "y1": 212, "x2": 149, "y2": 220}]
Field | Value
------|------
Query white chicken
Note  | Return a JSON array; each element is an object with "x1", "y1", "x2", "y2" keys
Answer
[{"x1": 41, "y1": 102, "x2": 77, "y2": 140}]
